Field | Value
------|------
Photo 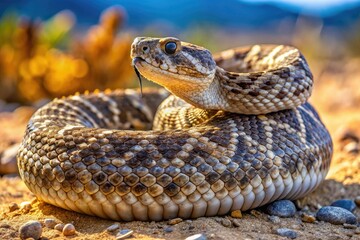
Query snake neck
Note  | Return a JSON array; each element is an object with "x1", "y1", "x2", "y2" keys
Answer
[
  {"x1": 166, "y1": 66, "x2": 258, "y2": 113},
  {"x1": 163, "y1": 67, "x2": 227, "y2": 111}
]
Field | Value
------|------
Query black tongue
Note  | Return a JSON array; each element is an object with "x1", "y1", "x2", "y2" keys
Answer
[{"x1": 134, "y1": 66, "x2": 143, "y2": 97}]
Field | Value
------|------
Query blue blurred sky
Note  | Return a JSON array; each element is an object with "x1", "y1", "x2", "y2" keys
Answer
[
  {"x1": 2, "y1": 0, "x2": 360, "y2": 17},
  {"x1": 245, "y1": 0, "x2": 360, "y2": 13},
  {"x1": 1, "y1": 0, "x2": 360, "y2": 34},
  {"x1": 269, "y1": 0, "x2": 359, "y2": 6}
]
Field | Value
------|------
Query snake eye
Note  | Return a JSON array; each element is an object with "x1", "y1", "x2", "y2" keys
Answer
[{"x1": 164, "y1": 42, "x2": 177, "y2": 54}]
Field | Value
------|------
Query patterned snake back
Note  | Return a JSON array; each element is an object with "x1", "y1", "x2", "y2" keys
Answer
[{"x1": 17, "y1": 37, "x2": 332, "y2": 221}]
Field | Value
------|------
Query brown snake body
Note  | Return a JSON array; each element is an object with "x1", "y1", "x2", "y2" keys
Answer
[{"x1": 17, "y1": 37, "x2": 332, "y2": 221}]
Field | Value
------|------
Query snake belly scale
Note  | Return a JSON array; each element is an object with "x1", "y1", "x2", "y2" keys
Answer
[{"x1": 17, "y1": 37, "x2": 333, "y2": 221}]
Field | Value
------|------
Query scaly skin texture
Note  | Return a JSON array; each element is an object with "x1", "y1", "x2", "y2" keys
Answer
[
  {"x1": 131, "y1": 38, "x2": 312, "y2": 114},
  {"x1": 17, "y1": 37, "x2": 332, "y2": 221}
]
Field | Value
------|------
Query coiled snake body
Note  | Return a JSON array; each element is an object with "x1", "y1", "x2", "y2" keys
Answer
[{"x1": 17, "y1": 37, "x2": 332, "y2": 221}]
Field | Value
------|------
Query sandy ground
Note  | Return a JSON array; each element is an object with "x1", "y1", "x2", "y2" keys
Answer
[{"x1": 0, "y1": 81, "x2": 360, "y2": 239}]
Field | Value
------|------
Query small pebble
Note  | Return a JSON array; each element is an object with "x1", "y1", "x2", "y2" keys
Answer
[
  {"x1": 290, "y1": 223, "x2": 303, "y2": 231},
  {"x1": 44, "y1": 219, "x2": 57, "y2": 229},
  {"x1": 208, "y1": 234, "x2": 216, "y2": 238},
  {"x1": 331, "y1": 199, "x2": 356, "y2": 212},
  {"x1": 343, "y1": 142, "x2": 359, "y2": 154},
  {"x1": 12, "y1": 192, "x2": 24, "y2": 198},
  {"x1": 152, "y1": 230, "x2": 160, "y2": 235},
  {"x1": 185, "y1": 233, "x2": 207, "y2": 240},
  {"x1": 302, "y1": 206, "x2": 310, "y2": 211},
  {"x1": 232, "y1": 219, "x2": 241, "y2": 227},
  {"x1": 221, "y1": 218, "x2": 232, "y2": 227},
  {"x1": 230, "y1": 209, "x2": 242, "y2": 218},
  {"x1": 0, "y1": 223, "x2": 11, "y2": 229},
  {"x1": 267, "y1": 200, "x2": 296, "y2": 218},
  {"x1": 354, "y1": 196, "x2": 360, "y2": 207},
  {"x1": 275, "y1": 228, "x2": 297, "y2": 239},
  {"x1": 355, "y1": 228, "x2": 360, "y2": 234},
  {"x1": 164, "y1": 226, "x2": 173, "y2": 233},
  {"x1": 20, "y1": 201, "x2": 32, "y2": 213},
  {"x1": 116, "y1": 229, "x2": 134, "y2": 239},
  {"x1": 8, "y1": 202, "x2": 19, "y2": 212},
  {"x1": 343, "y1": 223, "x2": 357, "y2": 229},
  {"x1": 294, "y1": 199, "x2": 309, "y2": 211},
  {"x1": 268, "y1": 215, "x2": 281, "y2": 224},
  {"x1": 168, "y1": 217, "x2": 183, "y2": 225},
  {"x1": 345, "y1": 231, "x2": 355, "y2": 238},
  {"x1": 54, "y1": 223, "x2": 65, "y2": 232},
  {"x1": 19, "y1": 220, "x2": 42, "y2": 240},
  {"x1": 315, "y1": 203, "x2": 323, "y2": 210},
  {"x1": 62, "y1": 223, "x2": 76, "y2": 236},
  {"x1": 301, "y1": 213, "x2": 316, "y2": 223},
  {"x1": 316, "y1": 206, "x2": 357, "y2": 225},
  {"x1": 106, "y1": 223, "x2": 120, "y2": 232},
  {"x1": 250, "y1": 209, "x2": 262, "y2": 217}
]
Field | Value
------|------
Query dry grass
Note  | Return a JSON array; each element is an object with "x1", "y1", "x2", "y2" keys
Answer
[{"x1": 0, "y1": 8, "x2": 134, "y2": 104}]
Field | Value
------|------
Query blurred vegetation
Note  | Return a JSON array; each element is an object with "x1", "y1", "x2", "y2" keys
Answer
[
  {"x1": 1, "y1": 6, "x2": 360, "y2": 107},
  {"x1": 347, "y1": 20, "x2": 360, "y2": 57},
  {"x1": 0, "y1": 7, "x2": 134, "y2": 104}
]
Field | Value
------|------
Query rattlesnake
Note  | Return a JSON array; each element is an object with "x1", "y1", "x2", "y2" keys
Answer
[{"x1": 17, "y1": 37, "x2": 332, "y2": 221}]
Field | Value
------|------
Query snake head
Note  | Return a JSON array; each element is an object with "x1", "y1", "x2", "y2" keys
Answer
[{"x1": 131, "y1": 37, "x2": 217, "y2": 105}]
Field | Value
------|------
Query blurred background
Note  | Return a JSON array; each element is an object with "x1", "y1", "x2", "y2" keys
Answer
[{"x1": 1, "y1": 0, "x2": 360, "y2": 107}]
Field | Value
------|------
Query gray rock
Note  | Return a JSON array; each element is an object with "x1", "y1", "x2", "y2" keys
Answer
[
  {"x1": 106, "y1": 223, "x2": 120, "y2": 232},
  {"x1": 267, "y1": 200, "x2": 296, "y2": 218},
  {"x1": 316, "y1": 206, "x2": 357, "y2": 225},
  {"x1": 19, "y1": 220, "x2": 42, "y2": 240},
  {"x1": 116, "y1": 229, "x2": 134, "y2": 239},
  {"x1": 331, "y1": 199, "x2": 357, "y2": 213},
  {"x1": 164, "y1": 226, "x2": 173, "y2": 233},
  {"x1": 275, "y1": 228, "x2": 297, "y2": 239},
  {"x1": 185, "y1": 233, "x2": 207, "y2": 240}
]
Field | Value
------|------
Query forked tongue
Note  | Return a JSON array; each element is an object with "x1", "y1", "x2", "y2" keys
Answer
[{"x1": 134, "y1": 66, "x2": 143, "y2": 97}]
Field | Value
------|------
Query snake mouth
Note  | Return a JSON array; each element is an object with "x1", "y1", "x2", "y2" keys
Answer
[{"x1": 132, "y1": 57, "x2": 145, "y2": 66}]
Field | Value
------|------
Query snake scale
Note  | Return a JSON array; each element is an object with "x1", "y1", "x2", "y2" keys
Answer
[{"x1": 17, "y1": 37, "x2": 333, "y2": 221}]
